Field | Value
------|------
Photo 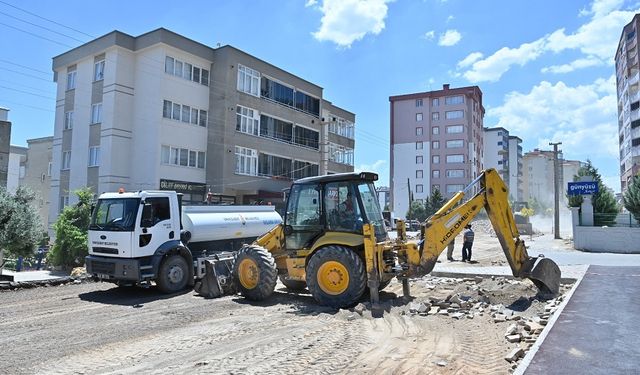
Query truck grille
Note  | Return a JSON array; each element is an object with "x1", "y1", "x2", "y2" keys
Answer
[
  {"x1": 91, "y1": 260, "x2": 115, "y2": 275},
  {"x1": 93, "y1": 247, "x2": 118, "y2": 255}
]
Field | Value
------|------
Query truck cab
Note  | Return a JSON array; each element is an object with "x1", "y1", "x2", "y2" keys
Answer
[{"x1": 86, "y1": 190, "x2": 191, "y2": 292}]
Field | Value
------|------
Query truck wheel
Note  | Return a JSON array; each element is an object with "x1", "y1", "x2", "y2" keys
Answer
[
  {"x1": 156, "y1": 255, "x2": 189, "y2": 293},
  {"x1": 233, "y1": 245, "x2": 277, "y2": 301},
  {"x1": 306, "y1": 246, "x2": 366, "y2": 308},
  {"x1": 279, "y1": 275, "x2": 307, "y2": 291}
]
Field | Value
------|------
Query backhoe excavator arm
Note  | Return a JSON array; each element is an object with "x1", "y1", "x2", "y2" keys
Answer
[{"x1": 411, "y1": 168, "x2": 560, "y2": 295}]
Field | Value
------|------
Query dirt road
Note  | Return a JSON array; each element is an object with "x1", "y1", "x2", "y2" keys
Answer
[{"x1": 0, "y1": 276, "x2": 567, "y2": 375}]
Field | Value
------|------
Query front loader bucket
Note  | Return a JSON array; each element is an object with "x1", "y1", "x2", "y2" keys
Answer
[
  {"x1": 194, "y1": 253, "x2": 236, "y2": 298},
  {"x1": 524, "y1": 257, "x2": 561, "y2": 296}
]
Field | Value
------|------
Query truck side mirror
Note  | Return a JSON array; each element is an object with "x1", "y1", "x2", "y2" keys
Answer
[{"x1": 141, "y1": 204, "x2": 153, "y2": 228}]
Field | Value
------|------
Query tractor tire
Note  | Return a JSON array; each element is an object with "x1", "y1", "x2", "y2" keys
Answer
[
  {"x1": 279, "y1": 275, "x2": 307, "y2": 291},
  {"x1": 156, "y1": 255, "x2": 189, "y2": 293},
  {"x1": 306, "y1": 245, "x2": 366, "y2": 308},
  {"x1": 233, "y1": 245, "x2": 277, "y2": 301}
]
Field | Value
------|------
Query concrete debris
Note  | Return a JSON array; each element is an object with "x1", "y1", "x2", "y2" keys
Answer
[
  {"x1": 493, "y1": 314, "x2": 507, "y2": 323},
  {"x1": 505, "y1": 324, "x2": 518, "y2": 337},
  {"x1": 436, "y1": 360, "x2": 448, "y2": 367},
  {"x1": 504, "y1": 348, "x2": 524, "y2": 363},
  {"x1": 450, "y1": 312, "x2": 465, "y2": 319},
  {"x1": 524, "y1": 321, "x2": 544, "y2": 333},
  {"x1": 354, "y1": 303, "x2": 366, "y2": 316},
  {"x1": 506, "y1": 334, "x2": 521, "y2": 343}
]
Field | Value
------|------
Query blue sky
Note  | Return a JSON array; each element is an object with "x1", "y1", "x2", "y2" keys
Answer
[{"x1": 0, "y1": 0, "x2": 635, "y2": 192}]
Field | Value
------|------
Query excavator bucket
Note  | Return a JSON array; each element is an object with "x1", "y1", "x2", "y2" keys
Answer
[
  {"x1": 523, "y1": 257, "x2": 561, "y2": 296},
  {"x1": 194, "y1": 252, "x2": 236, "y2": 298}
]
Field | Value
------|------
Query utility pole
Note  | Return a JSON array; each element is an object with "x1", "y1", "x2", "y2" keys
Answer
[
  {"x1": 549, "y1": 142, "x2": 562, "y2": 239},
  {"x1": 407, "y1": 177, "x2": 412, "y2": 219}
]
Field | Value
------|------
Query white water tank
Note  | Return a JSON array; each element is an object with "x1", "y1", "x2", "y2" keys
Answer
[{"x1": 181, "y1": 205, "x2": 283, "y2": 243}]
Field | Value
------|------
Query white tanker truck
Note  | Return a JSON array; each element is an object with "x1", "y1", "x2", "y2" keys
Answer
[{"x1": 85, "y1": 190, "x2": 282, "y2": 294}]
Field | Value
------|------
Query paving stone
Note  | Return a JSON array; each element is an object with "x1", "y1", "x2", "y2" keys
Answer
[
  {"x1": 506, "y1": 334, "x2": 521, "y2": 343},
  {"x1": 493, "y1": 314, "x2": 507, "y2": 323},
  {"x1": 524, "y1": 321, "x2": 544, "y2": 332},
  {"x1": 504, "y1": 348, "x2": 524, "y2": 363}
]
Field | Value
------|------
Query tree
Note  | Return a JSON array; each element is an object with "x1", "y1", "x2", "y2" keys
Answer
[
  {"x1": 406, "y1": 200, "x2": 427, "y2": 222},
  {"x1": 567, "y1": 160, "x2": 619, "y2": 225},
  {"x1": 623, "y1": 174, "x2": 640, "y2": 222},
  {"x1": 48, "y1": 188, "x2": 93, "y2": 269},
  {"x1": 426, "y1": 189, "x2": 446, "y2": 217},
  {"x1": 0, "y1": 187, "x2": 44, "y2": 260}
]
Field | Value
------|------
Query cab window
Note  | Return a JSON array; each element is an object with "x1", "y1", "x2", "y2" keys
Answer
[{"x1": 141, "y1": 197, "x2": 171, "y2": 227}]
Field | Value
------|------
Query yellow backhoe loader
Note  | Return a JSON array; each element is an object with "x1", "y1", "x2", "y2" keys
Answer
[{"x1": 196, "y1": 169, "x2": 560, "y2": 308}]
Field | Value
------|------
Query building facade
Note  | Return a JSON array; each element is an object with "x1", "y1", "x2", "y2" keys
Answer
[
  {"x1": 22, "y1": 137, "x2": 53, "y2": 229},
  {"x1": 483, "y1": 127, "x2": 523, "y2": 201},
  {"x1": 7, "y1": 145, "x2": 27, "y2": 193},
  {"x1": 508, "y1": 136, "x2": 523, "y2": 202},
  {"x1": 389, "y1": 84, "x2": 484, "y2": 219},
  {"x1": 523, "y1": 149, "x2": 583, "y2": 210},
  {"x1": 616, "y1": 14, "x2": 640, "y2": 193},
  {"x1": 0, "y1": 108, "x2": 10, "y2": 188},
  {"x1": 49, "y1": 28, "x2": 355, "y2": 226}
]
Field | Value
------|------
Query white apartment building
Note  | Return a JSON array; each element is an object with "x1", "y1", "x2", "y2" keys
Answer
[
  {"x1": 49, "y1": 28, "x2": 355, "y2": 228},
  {"x1": 389, "y1": 84, "x2": 485, "y2": 219},
  {"x1": 523, "y1": 149, "x2": 583, "y2": 209},
  {"x1": 483, "y1": 127, "x2": 523, "y2": 201},
  {"x1": 508, "y1": 136, "x2": 523, "y2": 202}
]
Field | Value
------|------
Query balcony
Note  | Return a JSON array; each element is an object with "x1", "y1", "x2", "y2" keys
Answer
[{"x1": 629, "y1": 70, "x2": 640, "y2": 86}]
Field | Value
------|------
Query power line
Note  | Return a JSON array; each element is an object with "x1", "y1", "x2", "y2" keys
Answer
[
  {"x1": 0, "y1": 98, "x2": 54, "y2": 112},
  {"x1": 0, "y1": 21, "x2": 74, "y2": 47},
  {"x1": 0, "y1": 0, "x2": 94, "y2": 38},
  {"x1": 0, "y1": 9, "x2": 87, "y2": 43},
  {"x1": 0, "y1": 58, "x2": 50, "y2": 75},
  {"x1": 0, "y1": 84, "x2": 55, "y2": 99},
  {"x1": 0, "y1": 66, "x2": 52, "y2": 81}
]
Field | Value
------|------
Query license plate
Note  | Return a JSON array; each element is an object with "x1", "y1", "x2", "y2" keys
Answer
[{"x1": 97, "y1": 273, "x2": 110, "y2": 279}]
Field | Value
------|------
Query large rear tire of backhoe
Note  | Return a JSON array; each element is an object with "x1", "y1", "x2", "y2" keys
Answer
[
  {"x1": 306, "y1": 245, "x2": 366, "y2": 308},
  {"x1": 233, "y1": 245, "x2": 277, "y2": 301},
  {"x1": 278, "y1": 275, "x2": 307, "y2": 291}
]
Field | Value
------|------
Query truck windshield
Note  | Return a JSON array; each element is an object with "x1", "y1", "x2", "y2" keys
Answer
[
  {"x1": 90, "y1": 198, "x2": 140, "y2": 231},
  {"x1": 357, "y1": 182, "x2": 387, "y2": 240}
]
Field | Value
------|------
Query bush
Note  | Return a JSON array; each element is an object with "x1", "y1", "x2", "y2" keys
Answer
[{"x1": 48, "y1": 188, "x2": 93, "y2": 269}]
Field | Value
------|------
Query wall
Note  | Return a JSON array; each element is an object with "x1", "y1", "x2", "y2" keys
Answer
[{"x1": 573, "y1": 226, "x2": 640, "y2": 253}]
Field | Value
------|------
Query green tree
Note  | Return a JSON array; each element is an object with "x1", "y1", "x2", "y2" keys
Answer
[
  {"x1": 566, "y1": 160, "x2": 619, "y2": 225},
  {"x1": 48, "y1": 188, "x2": 93, "y2": 269},
  {"x1": 426, "y1": 189, "x2": 446, "y2": 217},
  {"x1": 623, "y1": 174, "x2": 640, "y2": 222},
  {"x1": 0, "y1": 187, "x2": 44, "y2": 260}
]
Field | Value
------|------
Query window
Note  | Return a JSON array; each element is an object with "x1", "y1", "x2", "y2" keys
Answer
[
  {"x1": 432, "y1": 126, "x2": 439, "y2": 135},
  {"x1": 497, "y1": 141, "x2": 503, "y2": 146},
  {"x1": 89, "y1": 146, "x2": 100, "y2": 167},
  {"x1": 293, "y1": 160, "x2": 319, "y2": 179},
  {"x1": 141, "y1": 197, "x2": 171, "y2": 227},
  {"x1": 199, "y1": 110, "x2": 207, "y2": 127},
  {"x1": 66, "y1": 71, "x2": 76, "y2": 90},
  {"x1": 191, "y1": 108, "x2": 199, "y2": 125},
  {"x1": 497, "y1": 160, "x2": 503, "y2": 165},
  {"x1": 259, "y1": 153, "x2": 292, "y2": 178},
  {"x1": 416, "y1": 141, "x2": 423, "y2": 150},
  {"x1": 294, "y1": 126, "x2": 319, "y2": 149},
  {"x1": 163, "y1": 100, "x2": 172, "y2": 118},
  {"x1": 48, "y1": 162, "x2": 52, "y2": 176},
  {"x1": 446, "y1": 140, "x2": 464, "y2": 148},
  {"x1": 416, "y1": 184, "x2": 424, "y2": 193},
  {"x1": 94, "y1": 60, "x2": 105, "y2": 81},
  {"x1": 201, "y1": 69, "x2": 209, "y2": 86},
  {"x1": 91, "y1": 103, "x2": 102, "y2": 124},
  {"x1": 295, "y1": 91, "x2": 320, "y2": 117},
  {"x1": 235, "y1": 146, "x2": 258, "y2": 175},
  {"x1": 445, "y1": 110, "x2": 464, "y2": 119},
  {"x1": 329, "y1": 143, "x2": 354, "y2": 165},
  {"x1": 416, "y1": 127, "x2": 423, "y2": 136},
  {"x1": 236, "y1": 105, "x2": 259, "y2": 135},
  {"x1": 447, "y1": 125, "x2": 464, "y2": 133},
  {"x1": 416, "y1": 113, "x2": 423, "y2": 121},
  {"x1": 165, "y1": 56, "x2": 175, "y2": 75},
  {"x1": 62, "y1": 151, "x2": 71, "y2": 170},
  {"x1": 432, "y1": 155, "x2": 440, "y2": 164},
  {"x1": 446, "y1": 169, "x2": 464, "y2": 178},
  {"x1": 416, "y1": 170, "x2": 423, "y2": 178},
  {"x1": 175, "y1": 60, "x2": 183, "y2": 78},
  {"x1": 172, "y1": 103, "x2": 180, "y2": 120},
  {"x1": 184, "y1": 62, "x2": 192, "y2": 80},
  {"x1": 432, "y1": 170, "x2": 440, "y2": 178},
  {"x1": 416, "y1": 99, "x2": 423, "y2": 107},
  {"x1": 164, "y1": 100, "x2": 206, "y2": 127},
  {"x1": 445, "y1": 95, "x2": 464, "y2": 105},
  {"x1": 161, "y1": 145, "x2": 206, "y2": 169},
  {"x1": 432, "y1": 98, "x2": 439, "y2": 106},
  {"x1": 432, "y1": 112, "x2": 439, "y2": 121},
  {"x1": 181, "y1": 105, "x2": 191, "y2": 123},
  {"x1": 64, "y1": 111, "x2": 73, "y2": 130},
  {"x1": 237, "y1": 64, "x2": 260, "y2": 96},
  {"x1": 446, "y1": 154, "x2": 464, "y2": 163},
  {"x1": 165, "y1": 56, "x2": 209, "y2": 86},
  {"x1": 432, "y1": 141, "x2": 439, "y2": 149},
  {"x1": 260, "y1": 114, "x2": 293, "y2": 143},
  {"x1": 59, "y1": 195, "x2": 69, "y2": 212},
  {"x1": 328, "y1": 117, "x2": 355, "y2": 139},
  {"x1": 416, "y1": 155, "x2": 423, "y2": 164},
  {"x1": 446, "y1": 184, "x2": 465, "y2": 193}
]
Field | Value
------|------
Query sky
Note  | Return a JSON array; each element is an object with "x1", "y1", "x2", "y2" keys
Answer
[{"x1": 0, "y1": 0, "x2": 636, "y2": 193}]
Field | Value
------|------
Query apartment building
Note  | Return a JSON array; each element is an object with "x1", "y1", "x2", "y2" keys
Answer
[
  {"x1": 0, "y1": 108, "x2": 10, "y2": 188},
  {"x1": 22, "y1": 137, "x2": 53, "y2": 228},
  {"x1": 389, "y1": 84, "x2": 485, "y2": 219},
  {"x1": 616, "y1": 14, "x2": 640, "y2": 193},
  {"x1": 7, "y1": 145, "x2": 27, "y2": 193},
  {"x1": 508, "y1": 136, "x2": 524, "y2": 202},
  {"x1": 522, "y1": 149, "x2": 583, "y2": 209},
  {"x1": 376, "y1": 186, "x2": 390, "y2": 211},
  {"x1": 49, "y1": 28, "x2": 355, "y2": 225}
]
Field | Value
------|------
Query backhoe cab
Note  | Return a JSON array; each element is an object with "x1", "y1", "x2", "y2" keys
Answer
[{"x1": 222, "y1": 169, "x2": 561, "y2": 309}]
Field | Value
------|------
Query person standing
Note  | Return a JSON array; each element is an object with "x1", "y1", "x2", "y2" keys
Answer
[
  {"x1": 461, "y1": 224, "x2": 474, "y2": 262},
  {"x1": 446, "y1": 237, "x2": 456, "y2": 261}
]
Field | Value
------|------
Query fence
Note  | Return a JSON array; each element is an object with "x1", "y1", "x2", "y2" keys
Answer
[{"x1": 590, "y1": 213, "x2": 640, "y2": 227}]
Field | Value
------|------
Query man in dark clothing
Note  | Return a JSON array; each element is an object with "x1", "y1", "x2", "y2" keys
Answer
[{"x1": 461, "y1": 224, "x2": 474, "y2": 262}]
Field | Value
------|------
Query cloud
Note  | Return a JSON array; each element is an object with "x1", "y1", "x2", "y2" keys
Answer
[
  {"x1": 305, "y1": 0, "x2": 318, "y2": 7},
  {"x1": 457, "y1": 52, "x2": 484, "y2": 69},
  {"x1": 541, "y1": 56, "x2": 605, "y2": 73},
  {"x1": 438, "y1": 29, "x2": 461, "y2": 46},
  {"x1": 487, "y1": 76, "x2": 619, "y2": 179},
  {"x1": 457, "y1": 0, "x2": 639, "y2": 82},
  {"x1": 356, "y1": 159, "x2": 387, "y2": 178},
  {"x1": 311, "y1": 0, "x2": 392, "y2": 47},
  {"x1": 446, "y1": 15, "x2": 454, "y2": 23},
  {"x1": 423, "y1": 30, "x2": 435, "y2": 40}
]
